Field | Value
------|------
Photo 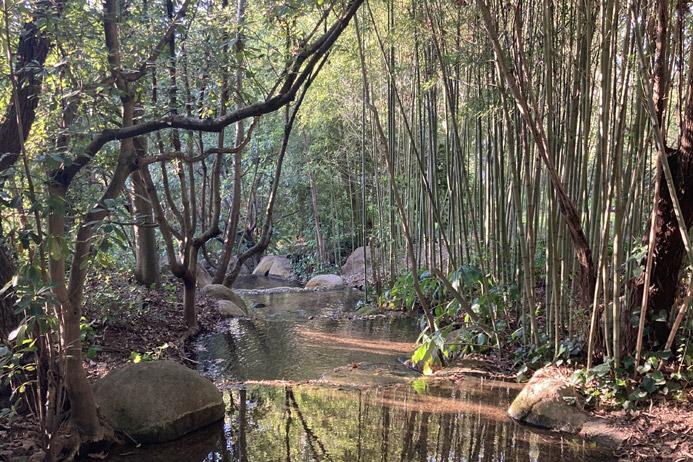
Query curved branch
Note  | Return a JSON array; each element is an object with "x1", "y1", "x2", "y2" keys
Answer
[{"x1": 51, "y1": 0, "x2": 364, "y2": 188}]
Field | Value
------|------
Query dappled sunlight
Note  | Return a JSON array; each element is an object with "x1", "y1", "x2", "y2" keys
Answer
[
  {"x1": 371, "y1": 390, "x2": 511, "y2": 422},
  {"x1": 296, "y1": 327, "x2": 416, "y2": 354}
]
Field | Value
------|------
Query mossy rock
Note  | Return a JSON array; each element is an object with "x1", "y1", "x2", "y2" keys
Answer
[
  {"x1": 94, "y1": 361, "x2": 224, "y2": 443},
  {"x1": 508, "y1": 366, "x2": 588, "y2": 433}
]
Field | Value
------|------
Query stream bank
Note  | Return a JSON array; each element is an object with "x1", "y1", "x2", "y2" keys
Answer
[{"x1": 97, "y1": 276, "x2": 610, "y2": 461}]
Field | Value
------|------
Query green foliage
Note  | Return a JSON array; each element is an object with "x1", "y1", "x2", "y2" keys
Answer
[
  {"x1": 513, "y1": 336, "x2": 585, "y2": 382},
  {"x1": 80, "y1": 316, "x2": 102, "y2": 360},
  {"x1": 0, "y1": 340, "x2": 37, "y2": 401},
  {"x1": 571, "y1": 351, "x2": 692, "y2": 411},
  {"x1": 402, "y1": 266, "x2": 519, "y2": 373},
  {"x1": 130, "y1": 343, "x2": 170, "y2": 363},
  {"x1": 380, "y1": 270, "x2": 443, "y2": 311},
  {"x1": 0, "y1": 259, "x2": 57, "y2": 409}
]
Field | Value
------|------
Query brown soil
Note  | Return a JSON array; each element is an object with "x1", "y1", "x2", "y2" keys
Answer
[
  {"x1": 80, "y1": 270, "x2": 222, "y2": 379},
  {"x1": 605, "y1": 399, "x2": 693, "y2": 461}
]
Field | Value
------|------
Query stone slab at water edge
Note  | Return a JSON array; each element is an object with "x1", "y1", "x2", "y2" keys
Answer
[{"x1": 94, "y1": 361, "x2": 224, "y2": 443}]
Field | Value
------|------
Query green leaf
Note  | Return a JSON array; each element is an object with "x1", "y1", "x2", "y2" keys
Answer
[{"x1": 411, "y1": 378, "x2": 427, "y2": 394}]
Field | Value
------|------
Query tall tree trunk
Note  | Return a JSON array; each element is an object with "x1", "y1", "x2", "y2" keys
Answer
[
  {"x1": 130, "y1": 169, "x2": 160, "y2": 285},
  {"x1": 0, "y1": 5, "x2": 52, "y2": 173},
  {"x1": 0, "y1": 240, "x2": 16, "y2": 341},
  {"x1": 628, "y1": 2, "x2": 693, "y2": 347},
  {"x1": 0, "y1": 2, "x2": 59, "y2": 339},
  {"x1": 131, "y1": 131, "x2": 160, "y2": 285},
  {"x1": 629, "y1": 148, "x2": 693, "y2": 346},
  {"x1": 214, "y1": 0, "x2": 248, "y2": 284}
]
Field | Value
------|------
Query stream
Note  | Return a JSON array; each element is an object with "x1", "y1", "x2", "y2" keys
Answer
[{"x1": 107, "y1": 276, "x2": 610, "y2": 461}]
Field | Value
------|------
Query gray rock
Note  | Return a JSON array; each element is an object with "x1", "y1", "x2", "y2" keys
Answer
[
  {"x1": 196, "y1": 266, "x2": 212, "y2": 289},
  {"x1": 341, "y1": 246, "x2": 374, "y2": 276},
  {"x1": 268, "y1": 256, "x2": 292, "y2": 279},
  {"x1": 508, "y1": 366, "x2": 588, "y2": 433},
  {"x1": 200, "y1": 284, "x2": 248, "y2": 314},
  {"x1": 216, "y1": 300, "x2": 246, "y2": 317},
  {"x1": 305, "y1": 274, "x2": 345, "y2": 289},
  {"x1": 252, "y1": 256, "x2": 276, "y2": 276},
  {"x1": 159, "y1": 255, "x2": 170, "y2": 273},
  {"x1": 94, "y1": 361, "x2": 224, "y2": 443}
]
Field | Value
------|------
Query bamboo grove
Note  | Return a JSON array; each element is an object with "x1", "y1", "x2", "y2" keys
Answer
[{"x1": 311, "y1": 0, "x2": 693, "y2": 371}]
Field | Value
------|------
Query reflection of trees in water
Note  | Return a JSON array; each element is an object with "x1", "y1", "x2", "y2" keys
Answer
[
  {"x1": 287, "y1": 388, "x2": 333, "y2": 461},
  {"x1": 379, "y1": 397, "x2": 389, "y2": 462},
  {"x1": 212, "y1": 385, "x2": 597, "y2": 462}
]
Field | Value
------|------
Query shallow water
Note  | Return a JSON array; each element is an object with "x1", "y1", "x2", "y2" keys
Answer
[
  {"x1": 105, "y1": 280, "x2": 611, "y2": 461},
  {"x1": 106, "y1": 382, "x2": 608, "y2": 461},
  {"x1": 197, "y1": 288, "x2": 418, "y2": 382},
  {"x1": 231, "y1": 274, "x2": 303, "y2": 290}
]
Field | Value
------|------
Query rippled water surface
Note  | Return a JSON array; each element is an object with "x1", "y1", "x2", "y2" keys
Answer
[
  {"x1": 231, "y1": 274, "x2": 303, "y2": 290},
  {"x1": 197, "y1": 288, "x2": 418, "y2": 381},
  {"x1": 105, "y1": 280, "x2": 610, "y2": 462}
]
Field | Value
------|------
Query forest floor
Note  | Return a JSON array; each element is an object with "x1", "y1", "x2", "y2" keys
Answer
[{"x1": 80, "y1": 270, "x2": 222, "y2": 379}]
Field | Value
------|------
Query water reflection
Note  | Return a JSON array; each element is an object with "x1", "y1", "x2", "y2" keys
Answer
[
  {"x1": 106, "y1": 381, "x2": 608, "y2": 462},
  {"x1": 104, "y1": 287, "x2": 610, "y2": 461},
  {"x1": 197, "y1": 288, "x2": 419, "y2": 382},
  {"x1": 231, "y1": 275, "x2": 303, "y2": 290}
]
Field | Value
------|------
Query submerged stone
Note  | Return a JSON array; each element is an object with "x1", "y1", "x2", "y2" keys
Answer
[{"x1": 94, "y1": 361, "x2": 224, "y2": 443}]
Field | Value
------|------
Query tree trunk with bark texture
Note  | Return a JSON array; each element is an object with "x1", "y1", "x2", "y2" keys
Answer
[
  {"x1": 131, "y1": 171, "x2": 160, "y2": 285},
  {"x1": 627, "y1": 8, "x2": 693, "y2": 347},
  {"x1": 628, "y1": 151, "x2": 693, "y2": 345},
  {"x1": 131, "y1": 137, "x2": 160, "y2": 285},
  {"x1": 0, "y1": 9, "x2": 51, "y2": 172}
]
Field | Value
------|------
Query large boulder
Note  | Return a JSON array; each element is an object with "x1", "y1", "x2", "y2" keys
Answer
[
  {"x1": 268, "y1": 256, "x2": 292, "y2": 279},
  {"x1": 341, "y1": 246, "x2": 374, "y2": 276},
  {"x1": 252, "y1": 256, "x2": 276, "y2": 276},
  {"x1": 201, "y1": 284, "x2": 248, "y2": 314},
  {"x1": 216, "y1": 299, "x2": 246, "y2": 317},
  {"x1": 251, "y1": 255, "x2": 294, "y2": 279},
  {"x1": 508, "y1": 366, "x2": 588, "y2": 433},
  {"x1": 94, "y1": 361, "x2": 224, "y2": 443},
  {"x1": 305, "y1": 274, "x2": 344, "y2": 290}
]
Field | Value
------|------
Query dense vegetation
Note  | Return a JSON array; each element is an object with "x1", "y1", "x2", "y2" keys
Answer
[{"x1": 0, "y1": 0, "x2": 691, "y2": 458}]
